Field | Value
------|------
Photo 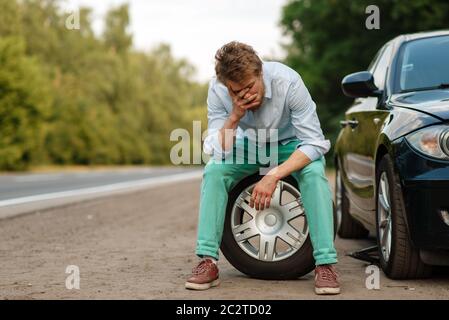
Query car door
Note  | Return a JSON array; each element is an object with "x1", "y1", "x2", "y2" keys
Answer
[{"x1": 340, "y1": 43, "x2": 393, "y2": 226}]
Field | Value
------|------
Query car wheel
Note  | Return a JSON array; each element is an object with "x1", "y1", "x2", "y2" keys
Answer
[
  {"x1": 220, "y1": 173, "x2": 337, "y2": 280},
  {"x1": 335, "y1": 163, "x2": 369, "y2": 239},
  {"x1": 376, "y1": 155, "x2": 432, "y2": 279}
]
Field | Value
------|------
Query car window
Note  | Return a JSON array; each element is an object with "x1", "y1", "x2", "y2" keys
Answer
[
  {"x1": 372, "y1": 44, "x2": 393, "y2": 90},
  {"x1": 398, "y1": 35, "x2": 449, "y2": 92}
]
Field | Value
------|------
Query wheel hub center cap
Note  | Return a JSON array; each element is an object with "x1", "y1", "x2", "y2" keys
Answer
[
  {"x1": 264, "y1": 214, "x2": 277, "y2": 226},
  {"x1": 256, "y1": 210, "x2": 283, "y2": 234}
]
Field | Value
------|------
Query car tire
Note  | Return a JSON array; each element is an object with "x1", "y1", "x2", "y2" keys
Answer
[
  {"x1": 335, "y1": 163, "x2": 369, "y2": 239},
  {"x1": 376, "y1": 155, "x2": 432, "y2": 279},
  {"x1": 220, "y1": 173, "x2": 337, "y2": 280}
]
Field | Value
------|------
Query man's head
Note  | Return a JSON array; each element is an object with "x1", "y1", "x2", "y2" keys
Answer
[{"x1": 215, "y1": 41, "x2": 265, "y2": 111}]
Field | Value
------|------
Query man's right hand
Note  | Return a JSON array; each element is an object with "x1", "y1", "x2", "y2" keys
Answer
[
  {"x1": 218, "y1": 87, "x2": 259, "y2": 152},
  {"x1": 229, "y1": 87, "x2": 258, "y2": 120}
]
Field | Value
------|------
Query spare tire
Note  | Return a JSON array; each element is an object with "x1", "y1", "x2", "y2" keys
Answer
[{"x1": 220, "y1": 173, "x2": 337, "y2": 280}]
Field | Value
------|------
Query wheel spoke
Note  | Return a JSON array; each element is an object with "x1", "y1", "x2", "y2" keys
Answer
[
  {"x1": 233, "y1": 219, "x2": 255, "y2": 235},
  {"x1": 284, "y1": 225, "x2": 306, "y2": 244},
  {"x1": 385, "y1": 218, "x2": 391, "y2": 238},
  {"x1": 379, "y1": 217, "x2": 388, "y2": 229},
  {"x1": 377, "y1": 172, "x2": 393, "y2": 262},
  {"x1": 235, "y1": 196, "x2": 258, "y2": 217},
  {"x1": 279, "y1": 231, "x2": 301, "y2": 249},
  {"x1": 381, "y1": 227, "x2": 387, "y2": 247},
  {"x1": 281, "y1": 200, "x2": 305, "y2": 221},
  {"x1": 282, "y1": 199, "x2": 301, "y2": 211},
  {"x1": 271, "y1": 181, "x2": 283, "y2": 206},
  {"x1": 243, "y1": 190, "x2": 252, "y2": 200},
  {"x1": 378, "y1": 194, "x2": 390, "y2": 212},
  {"x1": 259, "y1": 236, "x2": 276, "y2": 261},
  {"x1": 234, "y1": 225, "x2": 259, "y2": 242},
  {"x1": 383, "y1": 178, "x2": 390, "y2": 201},
  {"x1": 380, "y1": 176, "x2": 390, "y2": 210},
  {"x1": 385, "y1": 221, "x2": 392, "y2": 259}
]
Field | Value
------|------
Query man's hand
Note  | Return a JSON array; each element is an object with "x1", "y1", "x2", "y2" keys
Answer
[
  {"x1": 218, "y1": 87, "x2": 262, "y2": 151},
  {"x1": 250, "y1": 174, "x2": 280, "y2": 211},
  {"x1": 249, "y1": 150, "x2": 313, "y2": 211},
  {"x1": 229, "y1": 87, "x2": 259, "y2": 120}
]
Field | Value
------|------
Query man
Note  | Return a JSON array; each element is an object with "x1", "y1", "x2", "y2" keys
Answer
[{"x1": 185, "y1": 41, "x2": 340, "y2": 295}]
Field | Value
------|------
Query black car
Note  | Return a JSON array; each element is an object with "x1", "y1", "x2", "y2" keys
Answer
[{"x1": 335, "y1": 30, "x2": 449, "y2": 279}]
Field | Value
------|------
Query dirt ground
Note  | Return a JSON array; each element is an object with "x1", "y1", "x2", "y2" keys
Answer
[{"x1": 1, "y1": 175, "x2": 449, "y2": 300}]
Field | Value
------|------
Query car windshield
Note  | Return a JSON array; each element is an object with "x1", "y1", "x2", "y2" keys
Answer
[{"x1": 398, "y1": 35, "x2": 449, "y2": 93}]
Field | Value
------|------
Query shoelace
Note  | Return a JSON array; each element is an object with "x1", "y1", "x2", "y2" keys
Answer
[
  {"x1": 317, "y1": 266, "x2": 338, "y2": 282},
  {"x1": 192, "y1": 260, "x2": 213, "y2": 275}
]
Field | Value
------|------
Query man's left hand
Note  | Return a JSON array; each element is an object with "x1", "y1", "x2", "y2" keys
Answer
[{"x1": 250, "y1": 174, "x2": 280, "y2": 211}]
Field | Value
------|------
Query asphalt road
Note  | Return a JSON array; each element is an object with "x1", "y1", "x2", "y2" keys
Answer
[
  {"x1": 0, "y1": 169, "x2": 448, "y2": 300},
  {"x1": 0, "y1": 167, "x2": 199, "y2": 200}
]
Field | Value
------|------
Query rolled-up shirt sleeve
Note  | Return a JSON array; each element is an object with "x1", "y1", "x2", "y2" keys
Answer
[
  {"x1": 286, "y1": 75, "x2": 331, "y2": 162},
  {"x1": 202, "y1": 82, "x2": 232, "y2": 160}
]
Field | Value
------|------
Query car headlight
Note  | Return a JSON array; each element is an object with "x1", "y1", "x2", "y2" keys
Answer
[{"x1": 405, "y1": 125, "x2": 449, "y2": 160}]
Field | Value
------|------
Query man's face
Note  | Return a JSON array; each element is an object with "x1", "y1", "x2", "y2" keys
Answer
[{"x1": 227, "y1": 73, "x2": 265, "y2": 111}]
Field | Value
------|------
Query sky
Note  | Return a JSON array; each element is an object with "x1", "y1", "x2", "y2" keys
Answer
[{"x1": 63, "y1": 0, "x2": 289, "y2": 81}]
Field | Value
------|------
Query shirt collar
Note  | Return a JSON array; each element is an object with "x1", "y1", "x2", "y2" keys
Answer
[{"x1": 262, "y1": 62, "x2": 272, "y2": 99}]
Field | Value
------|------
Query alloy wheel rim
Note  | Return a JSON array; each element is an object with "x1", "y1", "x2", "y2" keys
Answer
[
  {"x1": 231, "y1": 181, "x2": 308, "y2": 262},
  {"x1": 378, "y1": 172, "x2": 392, "y2": 262}
]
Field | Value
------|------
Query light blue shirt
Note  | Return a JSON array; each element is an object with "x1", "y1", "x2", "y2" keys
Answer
[{"x1": 203, "y1": 61, "x2": 330, "y2": 162}]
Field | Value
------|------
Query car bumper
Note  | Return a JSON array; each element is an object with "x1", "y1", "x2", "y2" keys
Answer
[{"x1": 393, "y1": 138, "x2": 449, "y2": 251}]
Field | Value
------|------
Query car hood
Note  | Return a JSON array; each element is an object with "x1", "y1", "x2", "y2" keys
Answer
[{"x1": 390, "y1": 89, "x2": 449, "y2": 120}]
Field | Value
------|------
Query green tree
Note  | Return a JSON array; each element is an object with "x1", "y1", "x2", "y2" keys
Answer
[
  {"x1": 103, "y1": 4, "x2": 132, "y2": 54},
  {"x1": 0, "y1": 0, "x2": 207, "y2": 170},
  {"x1": 0, "y1": 37, "x2": 51, "y2": 170},
  {"x1": 0, "y1": 0, "x2": 22, "y2": 36}
]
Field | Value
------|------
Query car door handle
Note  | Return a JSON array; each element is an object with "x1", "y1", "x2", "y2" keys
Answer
[
  {"x1": 340, "y1": 120, "x2": 349, "y2": 128},
  {"x1": 347, "y1": 120, "x2": 359, "y2": 128},
  {"x1": 340, "y1": 119, "x2": 359, "y2": 128}
]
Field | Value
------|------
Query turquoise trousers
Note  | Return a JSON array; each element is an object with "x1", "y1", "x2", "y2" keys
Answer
[{"x1": 195, "y1": 138, "x2": 338, "y2": 266}]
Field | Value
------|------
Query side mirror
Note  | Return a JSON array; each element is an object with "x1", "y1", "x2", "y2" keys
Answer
[{"x1": 341, "y1": 71, "x2": 382, "y2": 98}]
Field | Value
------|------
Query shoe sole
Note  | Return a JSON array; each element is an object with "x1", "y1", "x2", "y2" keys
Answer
[
  {"x1": 315, "y1": 287, "x2": 340, "y2": 295},
  {"x1": 185, "y1": 279, "x2": 220, "y2": 290}
]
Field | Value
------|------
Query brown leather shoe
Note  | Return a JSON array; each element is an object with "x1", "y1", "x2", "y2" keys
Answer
[
  {"x1": 315, "y1": 264, "x2": 340, "y2": 295},
  {"x1": 185, "y1": 258, "x2": 220, "y2": 290}
]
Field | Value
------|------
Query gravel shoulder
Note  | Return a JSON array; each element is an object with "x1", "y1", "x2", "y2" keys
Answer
[{"x1": 1, "y1": 176, "x2": 449, "y2": 299}]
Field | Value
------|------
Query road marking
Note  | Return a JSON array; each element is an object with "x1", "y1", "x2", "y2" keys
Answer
[
  {"x1": 0, "y1": 170, "x2": 202, "y2": 208},
  {"x1": 14, "y1": 174, "x2": 63, "y2": 182}
]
